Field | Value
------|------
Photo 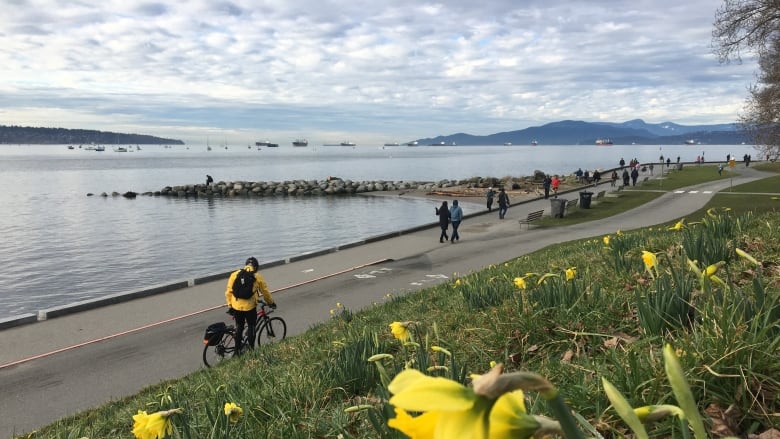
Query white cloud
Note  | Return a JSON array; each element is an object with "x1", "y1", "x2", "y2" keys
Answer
[{"x1": 0, "y1": 0, "x2": 758, "y2": 144}]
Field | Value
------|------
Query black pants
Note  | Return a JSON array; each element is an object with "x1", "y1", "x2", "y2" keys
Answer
[
  {"x1": 487, "y1": 198, "x2": 493, "y2": 211},
  {"x1": 439, "y1": 225, "x2": 449, "y2": 242},
  {"x1": 450, "y1": 220, "x2": 460, "y2": 241},
  {"x1": 234, "y1": 308, "x2": 257, "y2": 353}
]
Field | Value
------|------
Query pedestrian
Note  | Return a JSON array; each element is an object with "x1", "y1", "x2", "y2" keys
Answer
[
  {"x1": 676, "y1": 156, "x2": 680, "y2": 164},
  {"x1": 622, "y1": 168, "x2": 630, "y2": 186},
  {"x1": 486, "y1": 187, "x2": 495, "y2": 211},
  {"x1": 497, "y1": 188, "x2": 510, "y2": 219},
  {"x1": 659, "y1": 154, "x2": 664, "y2": 164},
  {"x1": 649, "y1": 163, "x2": 654, "y2": 175},
  {"x1": 583, "y1": 169, "x2": 590, "y2": 183},
  {"x1": 435, "y1": 201, "x2": 450, "y2": 242},
  {"x1": 747, "y1": 154, "x2": 751, "y2": 167},
  {"x1": 206, "y1": 174, "x2": 214, "y2": 186},
  {"x1": 543, "y1": 175, "x2": 551, "y2": 199},
  {"x1": 610, "y1": 170, "x2": 618, "y2": 187},
  {"x1": 551, "y1": 175, "x2": 560, "y2": 197},
  {"x1": 619, "y1": 157, "x2": 625, "y2": 168},
  {"x1": 666, "y1": 158, "x2": 671, "y2": 167},
  {"x1": 574, "y1": 168, "x2": 583, "y2": 182},
  {"x1": 449, "y1": 200, "x2": 463, "y2": 243},
  {"x1": 225, "y1": 256, "x2": 276, "y2": 355},
  {"x1": 718, "y1": 164, "x2": 724, "y2": 175},
  {"x1": 631, "y1": 167, "x2": 639, "y2": 186},
  {"x1": 592, "y1": 169, "x2": 601, "y2": 184}
]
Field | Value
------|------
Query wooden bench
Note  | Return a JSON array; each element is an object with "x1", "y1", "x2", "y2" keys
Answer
[
  {"x1": 595, "y1": 190, "x2": 606, "y2": 200},
  {"x1": 518, "y1": 209, "x2": 544, "y2": 229},
  {"x1": 565, "y1": 199, "x2": 578, "y2": 212}
]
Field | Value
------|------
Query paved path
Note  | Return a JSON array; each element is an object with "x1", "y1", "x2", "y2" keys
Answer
[{"x1": 0, "y1": 165, "x2": 772, "y2": 437}]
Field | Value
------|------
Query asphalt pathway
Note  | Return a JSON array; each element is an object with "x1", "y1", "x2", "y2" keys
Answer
[{"x1": 0, "y1": 165, "x2": 772, "y2": 437}]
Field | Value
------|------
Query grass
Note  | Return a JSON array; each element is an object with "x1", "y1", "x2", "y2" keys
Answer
[{"x1": 20, "y1": 162, "x2": 780, "y2": 439}]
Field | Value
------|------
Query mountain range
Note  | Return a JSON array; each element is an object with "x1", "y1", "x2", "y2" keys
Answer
[
  {"x1": 416, "y1": 119, "x2": 749, "y2": 146},
  {"x1": 0, "y1": 125, "x2": 184, "y2": 145}
]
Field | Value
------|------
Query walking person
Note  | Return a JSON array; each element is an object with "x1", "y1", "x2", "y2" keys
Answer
[
  {"x1": 551, "y1": 175, "x2": 560, "y2": 197},
  {"x1": 622, "y1": 168, "x2": 630, "y2": 186},
  {"x1": 435, "y1": 201, "x2": 450, "y2": 243},
  {"x1": 486, "y1": 187, "x2": 495, "y2": 212},
  {"x1": 610, "y1": 170, "x2": 618, "y2": 187},
  {"x1": 497, "y1": 188, "x2": 510, "y2": 219},
  {"x1": 631, "y1": 167, "x2": 639, "y2": 186},
  {"x1": 206, "y1": 174, "x2": 214, "y2": 186},
  {"x1": 449, "y1": 200, "x2": 463, "y2": 243},
  {"x1": 225, "y1": 257, "x2": 276, "y2": 355},
  {"x1": 542, "y1": 175, "x2": 552, "y2": 199}
]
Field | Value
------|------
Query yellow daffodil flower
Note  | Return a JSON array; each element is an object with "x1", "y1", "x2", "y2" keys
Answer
[
  {"x1": 455, "y1": 279, "x2": 462, "y2": 287},
  {"x1": 565, "y1": 267, "x2": 576, "y2": 280},
  {"x1": 513, "y1": 277, "x2": 527, "y2": 290},
  {"x1": 616, "y1": 229, "x2": 622, "y2": 235},
  {"x1": 132, "y1": 409, "x2": 180, "y2": 439},
  {"x1": 388, "y1": 369, "x2": 539, "y2": 439},
  {"x1": 389, "y1": 321, "x2": 411, "y2": 342},
  {"x1": 704, "y1": 261, "x2": 723, "y2": 277},
  {"x1": 668, "y1": 219, "x2": 685, "y2": 231},
  {"x1": 633, "y1": 404, "x2": 684, "y2": 424},
  {"x1": 224, "y1": 402, "x2": 243, "y2": 424},
  {"x1": 432, "y1": 346, "x2": 452, "y2": 357},
  {"x1": 641, "y1": 251, "x2": 658, "y2": 278},
  {"x1": 603, "y1": 235, "x2": 610, "y2": 245},
  {"x1": 735, "y1": 248, "x2": 759, "y2": 266}
]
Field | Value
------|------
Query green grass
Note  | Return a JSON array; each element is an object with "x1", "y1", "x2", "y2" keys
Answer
[{"x1": 21, "y1": 165, "x2": 780, "y2": 439}]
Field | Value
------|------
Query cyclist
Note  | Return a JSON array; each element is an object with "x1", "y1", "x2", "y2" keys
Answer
[{"x1": 225, "y1": 256, "x2": 276, "y2": 354}]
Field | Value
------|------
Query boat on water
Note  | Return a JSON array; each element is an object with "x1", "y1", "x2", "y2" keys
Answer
[
  {"x1": 95, "y1": 145, "x2": 105, "y2": 151},
  {"x1": 531, "y1": 140, "x2": 538, "y2": 146},
  {"x1": 383, "y1": 142, "x2": 400, "y2": 146},
  {"x1": 340, "y1": 141, "x2": 356, "y2": 146},
  {"x1": 292, "y1": 139, "x2": 308, "y2": 147},
  {"x1": 114, "y1": 146, "x2": 128, "y2": 152},
  {"x1": 67, "y1": 145, "x2": 75, "y2": 150},
  {"x1": 430, "y1": 141, "x2": 447, "y2": 146},
  {"x1": 256, "y1": 140, "x2": 279, "y2": 147},
  {"x1": 406, "y1": 141, "x2": 419, "y2": 146},
  {"x1": 595, "y1": 138, "x2": 613, "y2": 145},
  {"x1": 503, "y1": 142, "x2": 512, "y2": 146},
  {"x1": 684, "y1": 139, "x2": 697, "y2": 145}
]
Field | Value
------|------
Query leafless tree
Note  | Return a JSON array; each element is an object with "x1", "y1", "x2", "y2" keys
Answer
[{"x1": 713, "y1": 0, "x2": 780, "y2": 158}]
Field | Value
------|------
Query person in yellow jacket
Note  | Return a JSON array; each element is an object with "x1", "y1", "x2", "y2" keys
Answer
[{"x1": 225, "y1": 256, "x2": 276, "y2": 354}]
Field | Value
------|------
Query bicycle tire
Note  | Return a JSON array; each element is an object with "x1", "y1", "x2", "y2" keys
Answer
[
  {"x1": 203, "y1": 331, "x2": 236, "y2": 367},
  {"x1": 256, "y1": 317, "x2": 287, "y2": 345}
]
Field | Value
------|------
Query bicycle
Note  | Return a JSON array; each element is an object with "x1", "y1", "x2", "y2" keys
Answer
[{"x1": 202, "y1": 301, "x2": 287, "y2": 367}]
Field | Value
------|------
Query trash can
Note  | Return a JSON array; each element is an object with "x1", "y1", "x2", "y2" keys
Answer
[
  {"x1": 676, "y1": 163, "x2": 683, "y2": 170},
  {"x1": 550, "y1": 198, "x2": 567, "y2": 218},
  {"x1": 579, "y1": 191, "x2": 593, "y2": 209}
]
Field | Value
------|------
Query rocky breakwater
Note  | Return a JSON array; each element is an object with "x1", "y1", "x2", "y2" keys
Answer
[
  {"x1": 90, "y1": 173, "x2": 561, "y2": 198},
  {"x1": 154, "y1": 177, "x2": 453, "y2": 198}
]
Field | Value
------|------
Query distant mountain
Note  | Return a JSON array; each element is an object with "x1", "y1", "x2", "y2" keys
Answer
[
  {"x1": 0, "y1": 125, "x2": 185, "y2": 145},
  {"x1": 416, "y1": 119, "x2": 748, "y2": 146}
]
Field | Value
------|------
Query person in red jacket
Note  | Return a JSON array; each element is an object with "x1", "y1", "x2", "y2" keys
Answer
[{"x1": 225, "y1": 256, "x2": 276, "y2": 354}]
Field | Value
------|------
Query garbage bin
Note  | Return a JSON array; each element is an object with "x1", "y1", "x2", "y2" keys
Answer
[
  {"x1": 550, "y1": 198, "x2": 567, "y2": 218},
  {"x1": 579, "y1": 191, "x2": 593, "y2": 209}
]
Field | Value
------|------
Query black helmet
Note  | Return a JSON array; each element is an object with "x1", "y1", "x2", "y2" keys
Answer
[{"x1": 245, "y1": 257, "x2": 259, "y2": 270}]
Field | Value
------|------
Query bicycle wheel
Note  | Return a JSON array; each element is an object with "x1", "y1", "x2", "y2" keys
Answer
[
  {"x1": 203, "y1": 331, "x2": 236, "y2": 367},
  {"x1": 256, "y1": 317, "x2": 287, "y2": 345}
]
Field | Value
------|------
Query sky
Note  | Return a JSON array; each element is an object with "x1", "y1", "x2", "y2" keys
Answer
[{"x1": 0, "y1": 0, "x2": 759, "y2": 145}]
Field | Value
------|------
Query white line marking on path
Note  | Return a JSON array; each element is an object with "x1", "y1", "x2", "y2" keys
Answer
[
  {"x1": 354, "y1": 274, "x2": 376, "y2": 279},
  {"x1": 689, "y1": 190, "x2": 699, "y2": 193},
  {"x1": 675, "y1": 190, "x2": 686, "y2": 194}
]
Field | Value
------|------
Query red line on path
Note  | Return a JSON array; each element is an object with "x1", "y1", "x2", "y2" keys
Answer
[{"x1": 0, "y1": 258, "x2": 390, "y2": 370}]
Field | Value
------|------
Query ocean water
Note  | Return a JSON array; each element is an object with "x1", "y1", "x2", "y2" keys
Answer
[{"x1": 0, "y1": 143, "x2": 754, "y2": 319}]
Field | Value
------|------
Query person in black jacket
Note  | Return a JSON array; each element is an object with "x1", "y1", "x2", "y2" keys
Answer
[{"x1": 435, "y1": 201, "x2": 450, "y2": 243}]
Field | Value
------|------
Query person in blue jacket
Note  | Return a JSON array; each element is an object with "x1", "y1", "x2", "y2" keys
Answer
[{"x1": 449, "y1": 200, "x2": 463, "y2": 243}]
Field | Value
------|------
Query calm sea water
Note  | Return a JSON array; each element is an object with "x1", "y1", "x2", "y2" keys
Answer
[{"x1": 0, "y1": 143, "x2": 754, "y2": 319}]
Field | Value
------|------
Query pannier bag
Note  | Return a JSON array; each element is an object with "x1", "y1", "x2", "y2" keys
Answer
[{"x1": 204, "y1": 322, "x2": 228, "y2": 346}]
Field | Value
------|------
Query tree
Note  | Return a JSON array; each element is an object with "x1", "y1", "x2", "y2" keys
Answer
[{"x1": 713, "y1": 0, "x2": 780, "y2": 159}]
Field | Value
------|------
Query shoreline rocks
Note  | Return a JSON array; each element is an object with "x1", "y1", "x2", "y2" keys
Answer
[{"x1": 92, "y1": 174, "x2": 561, "y2": 198}]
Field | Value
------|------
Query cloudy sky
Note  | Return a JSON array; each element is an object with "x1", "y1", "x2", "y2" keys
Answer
[{"x1": 0, "y1": 0, "x2": 758, "y2": 145}]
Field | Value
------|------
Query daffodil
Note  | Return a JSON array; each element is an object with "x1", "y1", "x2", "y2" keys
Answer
[
  {"x1": 389, "y1": 321, "x2": 411, "y2": 342},
  {"x1": 387, "y1": 368, "x2": 540, "y2": 439},
  {"x1": 704, "y1": 261, "x2": 723, "y2": 277},
  {"x1": 224, "y1": 402, "x2": 243, "y2": 424},
  {"x1": 633, "y1": 404, "x2": 684, "y2": 424},
  {"x1": 668, "y1": 219, "x2": 685, "y2": 231},
  {"x1": 616, "y1": 229, "x2": 623, "y2": 235},
  {"x1": 513, "y1": 277, "x2": 527, "y2": 290},
  {"x1": 735, "y1": 248, "x2": 759, "y2": 266},
  {"x1": 455, "y1": 279, "x2": 462, "y2": 287},
  {"x1": 641, "y1": 251, "x2": 658, "y2": 278},
  {"x1": 565, "y1": 267, "x2": 576, "y2": 281},
  {"x1": 132, "y1": 409, "x2": 181, "y2": 439},
  {"x1": 603, "y1": 235, "x2": 610, "y2": 245}
]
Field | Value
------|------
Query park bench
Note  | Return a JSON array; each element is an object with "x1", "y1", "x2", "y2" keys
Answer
[
  {"x1": 595, "y1": 190, "x2": 606, "y2": 201},
  {"x1": 518, "y1": 209, "x2": 544, "y2": 229},
  {"x1": 565, "y1": 198, "x2": 578, "y2": 212}
]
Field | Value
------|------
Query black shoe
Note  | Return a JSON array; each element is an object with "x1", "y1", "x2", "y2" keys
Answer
[{"x1": 440, "y1": 238, "x2": 443, "y2": 243}]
